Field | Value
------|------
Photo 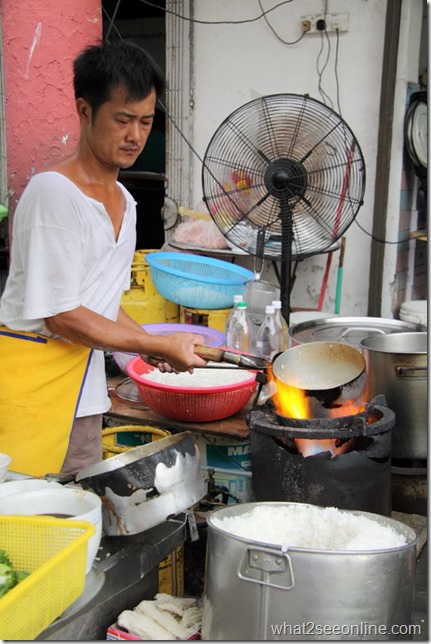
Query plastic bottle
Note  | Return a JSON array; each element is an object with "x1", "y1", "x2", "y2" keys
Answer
[
  {"x1": 255, "y1": 304, "x2": 284, "y2": 360},
  {"x1": 225, "y1": 294, "x2": 244, "y2": 341},
  {"x1": 272, "y1": 299, "x2": 289, "y2": 351},
  {"x1": 226, "y1": 301, "x2": 253, "y2": 352}
]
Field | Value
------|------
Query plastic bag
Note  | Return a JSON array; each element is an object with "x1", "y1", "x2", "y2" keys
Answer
[{"x1": 173, "y1": 206, "x2": 228, "y2": 249}]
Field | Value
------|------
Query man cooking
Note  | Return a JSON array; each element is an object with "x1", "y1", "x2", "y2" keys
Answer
[{"x1": 0, "y1": 39, "x2": 207, "y2": 477}]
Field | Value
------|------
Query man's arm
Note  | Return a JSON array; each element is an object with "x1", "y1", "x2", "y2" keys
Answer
[{"x1": 45, "y1": 306, "x2": 206, "y2": 372}]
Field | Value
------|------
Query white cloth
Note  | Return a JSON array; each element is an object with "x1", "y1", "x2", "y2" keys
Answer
[{"x1": 0, "y1": 171, "x2": 137, "y2": 416}]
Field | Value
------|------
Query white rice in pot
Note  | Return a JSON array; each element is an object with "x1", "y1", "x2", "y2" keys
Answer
[{"x1": 211, "y1": 504, "x2": 409, "y2": 551}]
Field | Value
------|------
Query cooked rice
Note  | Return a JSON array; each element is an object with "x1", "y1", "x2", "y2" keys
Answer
[
  {"x1": 142, "y1": 367, "x2": 253, "y2": 388},
  {"x1": 211, "y1": 504, "x2": 408, "y2": 551}
]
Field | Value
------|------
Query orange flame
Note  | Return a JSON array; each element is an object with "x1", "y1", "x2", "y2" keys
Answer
[{"x1": 271, "y1": 376, "x2": 364, "y2": 457}]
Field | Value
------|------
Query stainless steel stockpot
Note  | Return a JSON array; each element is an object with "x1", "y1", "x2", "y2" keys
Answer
[
  {"x1": 360, "y1": 332, "x2": 427, "y2": 461},
  {"x1": 202, "y1": 501, "x2": 417, "y2": 641}
]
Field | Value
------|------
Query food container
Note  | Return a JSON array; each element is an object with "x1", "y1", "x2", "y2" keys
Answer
[
  {"x1": 0, "y1": 515, "x2": 95, "y2": 640},
  {"x1": 360, "y1": 332, "x2": 427, "y2": 461},
  {"x1": 127, "y1": 357, "x2": 258, "y2": 422},
  {"x1": 289, "y1": 316, "x2": 424, "y2": 349},
  {"x1": 202, "y1": 502, "x2": 417, "y2": 641},
  {"x1": 0, "y1": 487, "x2": 102, "y2": 574},
  {"x1": 0, "y1": 478, "x2": 63, "y2": 499}
]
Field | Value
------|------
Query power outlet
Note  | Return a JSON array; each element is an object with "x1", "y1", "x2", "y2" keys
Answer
[{"x1": 301, "y1": 13, "x2": 349, "y2": 34}]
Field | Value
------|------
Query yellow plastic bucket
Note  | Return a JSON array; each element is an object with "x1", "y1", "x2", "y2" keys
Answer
[{"x1": 101, "y1": 425, "x2": 170, "y2": 459}]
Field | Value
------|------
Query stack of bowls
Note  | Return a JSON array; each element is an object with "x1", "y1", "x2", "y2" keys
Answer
[{"x1": 0, "y1": 485, "x2": 102, "y2": 574}]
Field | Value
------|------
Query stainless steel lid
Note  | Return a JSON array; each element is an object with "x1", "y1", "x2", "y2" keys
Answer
[{"x1": 289, "y1": 316, "x2": 423, "y2": 348}]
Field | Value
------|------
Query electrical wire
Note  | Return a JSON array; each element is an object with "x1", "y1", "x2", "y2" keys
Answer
[
  {"x1": 316, "y1": 30, "x2": 333, "y2": 108},
  {"x1": 334, "y1": 29, "x2": 342, "y2": 117},
  {"x1": 137, "y1": 0, "x2": 297, "y2": 25},
  {"x1": 104, "y1": 0, "x2": 122, "y2": 40},
  {"x1": 257, "y1": 0, "x2": 306, "y2": 45},
  {"x1": 353, "y1": 218, "x2": 411, "y2": 245},
  {"x1": 315, "y1": 1, "x2": 334, "y2": 109}
]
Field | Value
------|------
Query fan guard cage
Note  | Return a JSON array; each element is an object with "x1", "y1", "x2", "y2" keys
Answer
[{"x1": 202, "y1": 93, "x2": 366, "y2": 260}]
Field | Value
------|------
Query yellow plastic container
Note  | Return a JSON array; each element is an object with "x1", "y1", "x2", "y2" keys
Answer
[
  {"x1": 0, "y1": 515, "x2": 95, "y2": 640},
  {"x1": 180, "y1": 305, "x2": 232, "y2": 333},
  {"x1": 121, "y1": 249, "x2": 171, "y2": 324},
  {"x1": 102, "y1": 425, "x2": 170, "y2": 459},
  {"x1": 165, "y1": 298, "x2": 180, "y2": 323}
]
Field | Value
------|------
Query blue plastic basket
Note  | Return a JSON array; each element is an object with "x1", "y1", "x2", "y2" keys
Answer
[{"x1": 146, "y1": 252, "x2": 253, "y2": 309}]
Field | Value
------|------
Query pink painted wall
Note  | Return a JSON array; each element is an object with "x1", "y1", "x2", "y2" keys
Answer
[{"x1": 2, "y1": 0, "x2": 102, "y2": 214}]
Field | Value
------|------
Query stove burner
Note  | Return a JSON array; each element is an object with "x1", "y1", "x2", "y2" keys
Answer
[
  {"x1": 248, "y1": 395, "x2": 395, "y2": 516},
  {"x1": 250, "y1": 395, "x2": 394, "y2": 439}
]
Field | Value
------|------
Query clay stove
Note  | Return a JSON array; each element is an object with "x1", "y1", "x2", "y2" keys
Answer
[{"x1": 248, "y1": 394, "x2": 395, "y2": 516}]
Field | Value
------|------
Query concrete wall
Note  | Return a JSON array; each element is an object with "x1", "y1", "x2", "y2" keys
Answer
[
  {"x1": 2, "y1": 0, "x2": 101, "y2": 212},
  {"x1": 182, "y1": 0, "x2": 425, "y2": 317}
]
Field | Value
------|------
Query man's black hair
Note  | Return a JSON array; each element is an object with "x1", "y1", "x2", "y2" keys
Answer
[{"x1": 73, "y1": 39, "x2": 164, "y2": 116}]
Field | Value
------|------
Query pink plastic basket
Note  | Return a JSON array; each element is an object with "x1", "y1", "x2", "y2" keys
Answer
[{"x1": 127, "y1": 356, "x2": 257, "y2": 422}]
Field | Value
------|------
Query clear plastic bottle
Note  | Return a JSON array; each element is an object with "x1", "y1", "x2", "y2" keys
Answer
[
  {"x1": 272, "y1": 299, "x2": 289, "y2": 351},
  {"x1": 255, "y1": 304, "x2": 284, "y2": 360},
  {"x1": 226, "y1": 300, "x2": 253, "y2": 352},
  {"x1": 225, "y1": 294, "x2": 244, "y2": 342}
]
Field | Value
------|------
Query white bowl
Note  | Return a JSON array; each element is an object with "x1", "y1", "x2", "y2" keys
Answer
[
  {"x1": 0, "y1": 479, "x2": 63, "y2": 499},
  {"x1": 0, "y1": 487, "x2": 102, "y2": 574}
]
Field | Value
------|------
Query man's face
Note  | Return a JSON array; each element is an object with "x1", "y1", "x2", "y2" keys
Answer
[{"x1": 80, "y1": 86, "x2": 158, "y2": 169}]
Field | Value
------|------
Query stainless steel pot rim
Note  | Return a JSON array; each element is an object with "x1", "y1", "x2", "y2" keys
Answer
[
  {"x1": 360, "y1": 331, "x2": 428, "y2": 354},
  {"x1": 289, "y1": 316, "x2": 424, "y2": 346}
]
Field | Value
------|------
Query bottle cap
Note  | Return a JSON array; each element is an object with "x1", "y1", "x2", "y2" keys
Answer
[
  {"x1": 265, "y1": 305, "x2": 275, "y2": 314},
  {"x1": 237, "y1": 301, "x2": 247, "y2": 309}
]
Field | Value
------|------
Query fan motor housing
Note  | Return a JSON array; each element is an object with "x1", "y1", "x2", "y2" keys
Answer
[{"x1": 264, "y1": 158, "x2": 307, "y2": 201}]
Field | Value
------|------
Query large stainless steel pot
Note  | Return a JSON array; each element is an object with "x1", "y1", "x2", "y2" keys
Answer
[
  {"x1": 360, "y1": 332, "x2": 427, "y2": 461},
  {"x1": 202, "y1": 502, "x2": 417, "y2": 641},
  {"x1": 289, "y1": 316, "x2": 424, "y2": 349},
  {"x1": 75, "y1": 432, "x2": 206, "y2": 536}
]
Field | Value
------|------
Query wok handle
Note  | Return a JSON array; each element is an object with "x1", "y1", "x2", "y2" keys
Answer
[
  {"x1": 194, "y1": 345, "x2": 226, "y2": 362},
  {"x1": 147, "y1": 345, "x2": 224, "y2": 367},
  {"x1": 195, "y1": 346, "x2": 269, "y2": 370},
  {"x1": 148, "y1": 345, "x2": 268, "y2": 370}
]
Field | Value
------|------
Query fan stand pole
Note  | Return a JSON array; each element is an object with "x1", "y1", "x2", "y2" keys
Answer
[{"x1": 279, "y1": 200, "x2": 293, "y2": 327}]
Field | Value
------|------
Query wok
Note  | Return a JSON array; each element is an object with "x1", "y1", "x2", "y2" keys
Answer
[
  {"x1": 188, "y1": 342, "x2": 366, "y2": 416},
  {"x1": 48, "y1": 432, "x2": 206, "y2": 536}
]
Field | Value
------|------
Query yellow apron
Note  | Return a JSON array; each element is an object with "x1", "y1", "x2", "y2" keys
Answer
[{"x1": 0, "y1": 326, "x2": 92, "y2": 476}]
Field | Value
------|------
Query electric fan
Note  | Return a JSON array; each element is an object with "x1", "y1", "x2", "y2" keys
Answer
[{"x1": 201, "y1": 93, "x2": 366, "y2": 323}]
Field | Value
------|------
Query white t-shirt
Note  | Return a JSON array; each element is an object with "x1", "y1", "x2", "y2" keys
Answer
[{"x1": 0, "y1": 172, "x2": 137, "y2": 416}]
